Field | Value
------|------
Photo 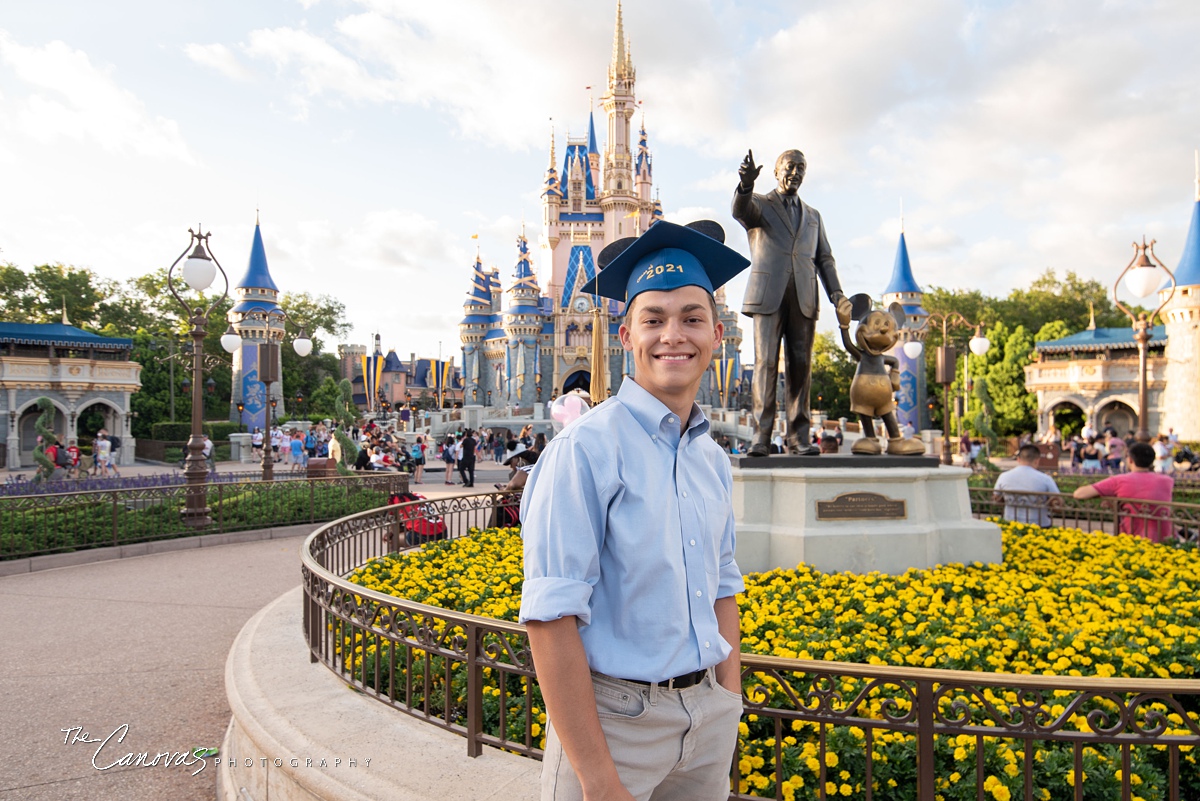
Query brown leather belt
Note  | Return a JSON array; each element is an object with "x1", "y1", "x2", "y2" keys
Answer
[{"x1": 622, "y1": 668, "x2": 709, "y2": 691}]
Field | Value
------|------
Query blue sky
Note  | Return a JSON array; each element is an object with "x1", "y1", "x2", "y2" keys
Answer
[{"x1": 1, "y1": 0, "x2": 1198, "y2": 361}]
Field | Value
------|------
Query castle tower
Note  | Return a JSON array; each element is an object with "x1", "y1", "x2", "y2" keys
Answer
[
  {"x1": 503, "y1": 231, "x2": 546, "y2": 407},
  {"x1": 518, "y1": 2, "x2": 736, "y2": 400},
  {"x1": 599, "y1": 1, "x2": 640, "y2": 244},
  {"x1": 459, "y1": 253, "x2": 494, "y2": 406},
  {"x1": 882, "y1": 231, "x2": 930, "y2": 431},
  {"x1": 228, "y1": 220, "x2": 286, "y2": 432},
  {"x1": 707, "y1": 286, "x2": 745, "y2": 408},
  {"x1": 635, "y1": 120, "x2": 653, "y2": 211},
  {"x1": 1160, "y1": 159, "x2": 1200, "y2": 440}
]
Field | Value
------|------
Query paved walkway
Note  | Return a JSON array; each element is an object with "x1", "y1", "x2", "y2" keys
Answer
[{"x1": 0, "y1": 461, "x2": 514, "y2": 801}]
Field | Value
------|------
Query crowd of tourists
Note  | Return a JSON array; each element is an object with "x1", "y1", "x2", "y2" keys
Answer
[
  {"x1": 35, "y1": 428, "x2": 124, "y2": 480},
  {"x1": 1030, "y1": 422, "x2": 1182, "y2": 474}
]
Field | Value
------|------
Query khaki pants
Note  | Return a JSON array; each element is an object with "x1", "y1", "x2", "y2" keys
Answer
[{"x1": 541, "y1": 670, "x2": 742, "y2": 801}]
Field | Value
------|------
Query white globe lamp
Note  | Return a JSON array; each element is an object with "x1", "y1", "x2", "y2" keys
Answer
[
  {"x1": 902, "y1": 340, "x2": 924, "y2": 359},
  {"x1": 292, "y1": 329, "x2": 313, "y2": 358},
  {"x1": 220, "y1": 326, "x2": 242, "y2": 354},
  {"x1": 968, "y1": 332, "x2": 990, "y2": 357},
  {"x1": 181, "y1": 243, "x2": 216, "y2": 292}
]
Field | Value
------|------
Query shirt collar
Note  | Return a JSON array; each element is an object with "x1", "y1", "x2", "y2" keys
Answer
[{"x1": 616, "y1": 378, "x2": 710, "y2": 442}]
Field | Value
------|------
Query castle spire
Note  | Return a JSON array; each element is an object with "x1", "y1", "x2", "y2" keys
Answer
[
  {"x1": 884, "y1": 232, "x2": 922, "y2": 296},
  {"x1": 236, "y1": 220, "x2": 280, "y2": 293},
  {"x1": 611, "y1": 1, "x2": 626, "y2": 76},
  {"x1": 548, "y1": 120, "x2": 556, "y2": 169},
  {"x1": 608, "y1": 1, "x2": 633, "y2": 85}
]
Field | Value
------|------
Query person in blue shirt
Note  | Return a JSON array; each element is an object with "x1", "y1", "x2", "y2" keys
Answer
[{"x1": 519, "y1": 220, "x2": 749, "y2": 801}]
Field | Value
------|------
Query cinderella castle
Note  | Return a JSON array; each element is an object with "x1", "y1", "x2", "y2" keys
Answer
[{"x1": 458, "y1": 2, "x2": 742, "y2": 409}]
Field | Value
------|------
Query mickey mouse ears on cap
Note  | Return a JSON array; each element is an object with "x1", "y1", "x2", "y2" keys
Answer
[{"x1": 580, "y1": 220, "x2": 750, "y2": 304}]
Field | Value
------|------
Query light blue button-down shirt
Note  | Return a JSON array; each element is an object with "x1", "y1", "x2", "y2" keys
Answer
[{"x1": 518, "y1": 378, "x2": 744, "y2": 683}]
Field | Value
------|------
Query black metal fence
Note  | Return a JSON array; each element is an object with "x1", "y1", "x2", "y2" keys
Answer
[
  {"x1": 0, "y1": 473, "x2": 406, "y2": 560},
  {"x1": 302, "y1": 494, "x2": 1200, "y2": 800}
]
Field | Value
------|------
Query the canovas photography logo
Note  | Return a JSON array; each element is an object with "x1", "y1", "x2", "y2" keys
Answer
[
  {"x1": 61, "y1": 724, "x2": 217, "y2": 776},
  {"x1": 62, "y1": 724, "x2": 372, "y2": 776}
]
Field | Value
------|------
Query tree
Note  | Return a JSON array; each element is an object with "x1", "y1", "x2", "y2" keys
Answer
[
  {"x1": 307, "y1": 376, "x2": 344, "y2": 418},
  {"x1": 1004, "y1": 269, "x2": 1129, "y2": 334},
  {"x1": 0, "y1": 264, "x2": 34, "y2": 321},
  {"x1": 1033, "y1": 320, "x2": 1072, "y2": 344},
  {"x1": 278, "y1": 292, "x2": 351, "y2": 413},
  {"x1": 971, "y1": 375, "x2": 999, "y2": 448},
  {"x1": 983, "y1": 324, "x2": 1037, "y2": 436}
]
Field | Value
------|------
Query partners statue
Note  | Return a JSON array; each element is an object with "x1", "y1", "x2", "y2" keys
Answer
[
  {"x1": 733, "y1": 148, "x2": 852, "y2": 457},
  {"x1": 836, "y1": 294, "x2": 926, "y2": 456}
]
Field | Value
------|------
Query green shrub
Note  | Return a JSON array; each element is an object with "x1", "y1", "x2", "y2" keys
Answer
[
  {"x1": 207, "y1": 422, "x2": 240, "y2": 442},
  {"x1": 151, "y1": 422, "x2": 194, "y2": 441}
]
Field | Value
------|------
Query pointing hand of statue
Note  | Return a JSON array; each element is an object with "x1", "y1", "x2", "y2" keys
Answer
[{"x1": 738, "y1": 150, "x2": 762, "y2": 192}]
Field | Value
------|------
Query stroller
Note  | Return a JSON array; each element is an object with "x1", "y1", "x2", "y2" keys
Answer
[
  {"x1": 1174, "y1": 447, "x2": 1200, "y2": 472},
  {"x1": 385, "y1": 491, "x2": 447, "y2": 548}
]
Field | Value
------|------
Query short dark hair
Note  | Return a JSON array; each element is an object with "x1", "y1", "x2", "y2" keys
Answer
[
  {"x1": 1017, "y1": 444, "x2": 1041, "y2": 463},
  {"x1": 1128, "y1": 442, "x2": 1155, "y2": 469}
]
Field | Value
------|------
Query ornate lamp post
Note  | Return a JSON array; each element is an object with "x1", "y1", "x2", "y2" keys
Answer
[
  {"x1": 235, "y1": 402, "x2": 245, "y2": 433},
  {"x1": 165, "y1": 227, "x2": 242, "y2": 528},
  {"x1": 1113, "y1": 238, "x2": 1176, "y2": 442},
  {"x1": 296, "y1": 391, "x2": 305, "y2": 419},
  {"x1": 903, "y1": 313, "x2": 991, "y2": 465}
]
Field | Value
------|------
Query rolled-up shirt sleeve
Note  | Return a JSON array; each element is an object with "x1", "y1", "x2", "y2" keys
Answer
[{"x1": 518, "y1": 434, "x2": 610, "y2": 626}]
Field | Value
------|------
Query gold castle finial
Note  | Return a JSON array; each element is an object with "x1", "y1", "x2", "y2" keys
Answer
[
  {"x1": 1087, "y1": 301, "x2": 1096, "y2": 330},
  {"x1": 610, "y1": 1, "x2": 631, "y2": 82}
]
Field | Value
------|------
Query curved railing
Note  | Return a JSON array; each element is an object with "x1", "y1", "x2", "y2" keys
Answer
[{"x1": 302, "y1": 493, "x2": 1200, "y2": 800}]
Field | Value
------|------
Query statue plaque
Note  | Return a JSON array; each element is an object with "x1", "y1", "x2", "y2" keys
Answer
[{"x1": 816, "y1": 492, "x2": 907, "y2": 521}]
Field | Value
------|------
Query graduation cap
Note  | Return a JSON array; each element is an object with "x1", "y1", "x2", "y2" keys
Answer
[{"x1": 580, "y1": 220, "x2": 750, "y2": 305}]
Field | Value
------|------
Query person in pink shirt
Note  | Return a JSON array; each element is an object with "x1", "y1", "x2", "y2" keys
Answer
[{"x1": 1073, "y1": 442, "x2": 1175, "y2": 543}]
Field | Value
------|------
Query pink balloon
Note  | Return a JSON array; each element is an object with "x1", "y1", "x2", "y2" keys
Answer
[{"x1": 550, "y1": 394, "x2": 590, "y2": 428}]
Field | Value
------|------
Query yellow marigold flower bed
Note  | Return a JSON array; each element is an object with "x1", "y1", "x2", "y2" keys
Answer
[{"x1": 347, "y1": 521, "x2": 1200, "y2": 800}]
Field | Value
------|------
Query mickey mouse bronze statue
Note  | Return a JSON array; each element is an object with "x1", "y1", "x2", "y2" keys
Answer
[{"x1": 836, "y1": 293, "x2": 926, "y2": 456}]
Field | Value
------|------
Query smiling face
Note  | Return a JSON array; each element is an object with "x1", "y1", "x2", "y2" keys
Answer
[
  {"x1": 855, "y1": 309, "x2": 901, "y2": 355},
  {"x1": 619, "y1": 286, "x2": 723, "y2": 416},
  {"x1": 775, "y1": 150, "x2": 807, "y2": 195}
]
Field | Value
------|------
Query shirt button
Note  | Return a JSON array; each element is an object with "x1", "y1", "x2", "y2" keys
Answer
[
  {"x1": 689, "y1": 539, "x2": 696, "y2": 546},
  {"x1": 668, "y1": 417, "x2": 675, "y2": 424},
  {"x1": 652, "y1": 435, "x2": 658, "y2": 442},
  {"x1": 705, "y1": 641, "x2": 711, "y2": 648},
  {"x1": 682, "y1": 490, "x2": 688, "y2": 498},
  {"x1": 695, "y1": 590, "x2": 702, "y2": 597}
]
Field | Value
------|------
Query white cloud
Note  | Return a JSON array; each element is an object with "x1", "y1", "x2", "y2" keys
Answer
[
  {"x1": 230, "y1": 2, "x2": 609, "y2": 149},
  {"x1": 0, "y1": 31, "x2": 194, "y2": 163},
  {"x1": 184, "y1": 43, "x2": 252, "y2": 82}
]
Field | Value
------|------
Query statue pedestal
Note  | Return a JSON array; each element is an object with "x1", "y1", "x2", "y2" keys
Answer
[{"x1": 732, "y1": 456, "x2": 1000, "y2": 575}]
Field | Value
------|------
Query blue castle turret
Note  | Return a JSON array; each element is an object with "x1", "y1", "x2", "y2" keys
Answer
[
  {"x1": 229, "y1": 219, "x2": 286, "y2": 432},
  {"x1": 881, "y1": 231, "x2": 930, "y2": 431}
]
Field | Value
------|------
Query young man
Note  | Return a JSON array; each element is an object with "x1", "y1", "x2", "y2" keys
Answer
[
  {"x1": 1074, "y1": 442, "x2": 1175, "y2": 542},
  {"x1": 519, "y1": 220, "x2": 749, "y2": 801},
  {"x1": 993, "y1": 444, "x2": 1060, "y2": 526}
]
